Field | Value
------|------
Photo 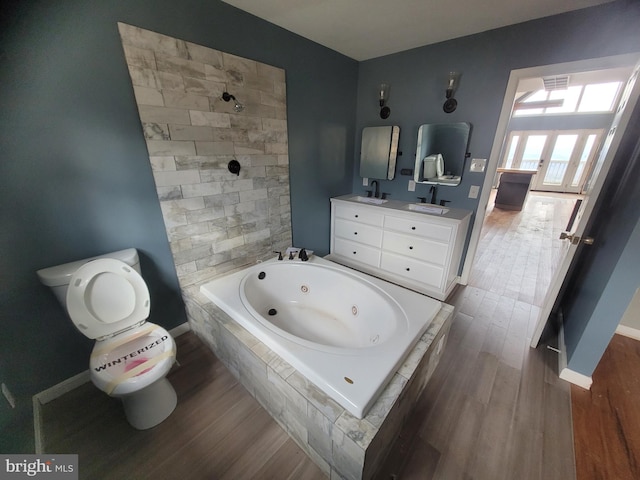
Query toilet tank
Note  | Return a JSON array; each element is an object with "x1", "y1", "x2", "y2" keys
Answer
[{"x1": 37, "y1": 248, "x2": 141, "y2": 309}]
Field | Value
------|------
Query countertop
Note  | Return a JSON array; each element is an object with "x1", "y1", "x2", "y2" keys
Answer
[
  {"x1": 496, "y1": 168, "x2": 538, "y2": 174},
  {"x1": 332, "y1": 194, "x2": 472, "y2": 221}
]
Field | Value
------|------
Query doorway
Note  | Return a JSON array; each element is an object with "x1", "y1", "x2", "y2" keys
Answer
[{"x1": 461, "y1": 53, "x2": 640, "y2": 347}]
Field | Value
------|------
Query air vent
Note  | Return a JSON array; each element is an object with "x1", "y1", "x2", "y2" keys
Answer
[{"x1": 543, "y1": 75, "x2": 570, "y2": 91}]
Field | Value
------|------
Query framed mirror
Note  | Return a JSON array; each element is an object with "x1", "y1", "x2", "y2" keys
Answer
[
  {"x1": 414, "y1": 122, "x2": 471, "y2": 186},
  {"x1": 360, "y1": 125, "x2": 400, "y2": 180}
]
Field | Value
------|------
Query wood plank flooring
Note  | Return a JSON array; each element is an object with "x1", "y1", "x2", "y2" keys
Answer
[
  {"x1": 572, "y1": 334, "x2": 640, "y2": 480},
  {"x1": 41, "y1": 191, "x2": 592, "y2": 479},
  {"x1": 41, "y1": 332, "x2": 326, "y2": 480}
]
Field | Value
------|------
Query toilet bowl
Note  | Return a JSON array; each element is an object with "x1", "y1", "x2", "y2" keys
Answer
[{"x1": 37, "y1": 249, "x2": 177, "y2": 430}]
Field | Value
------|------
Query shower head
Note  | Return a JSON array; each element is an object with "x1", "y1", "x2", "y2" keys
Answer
[{"x1": 221, "y1": 91, "x2": 244, "y2": 112}]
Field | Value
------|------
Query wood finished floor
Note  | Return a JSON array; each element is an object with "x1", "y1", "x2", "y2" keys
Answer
[
  {"x1": 42, "y1": 191, "x2": 590, "y2": 479},
  {"x1": 572, "y1": 334, "x2": 640, "y2": 480}
]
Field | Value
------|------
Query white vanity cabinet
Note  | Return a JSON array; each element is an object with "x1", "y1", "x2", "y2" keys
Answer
[{"x1": 328, "y1": 195, "x2": 471, "y2": 300}]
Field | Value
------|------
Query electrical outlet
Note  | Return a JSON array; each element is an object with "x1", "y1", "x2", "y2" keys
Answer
[
  {"x1": 408, "y1": 180, "x2": 416, "y2": 192},
  {"x1": 470, "y1": 158, "x2": 487, "y2": 172},
  {"x1": 362, "y1": 177, "x2": 369, "y2": 186},
  {"x1": 2, "y1": 383, "x2": 16, "y2": 408},
  {"x1": 469, "y1": 185, "x2": 480, "y2": 199}
]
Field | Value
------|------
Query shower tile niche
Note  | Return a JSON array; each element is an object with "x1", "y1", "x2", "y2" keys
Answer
[{"x1": 118, "y1": 23, "x2": 292, "y2": 287}]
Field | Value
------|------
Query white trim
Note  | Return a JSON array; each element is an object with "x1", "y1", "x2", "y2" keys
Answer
[
  {"x1": 615, "y1": 324, "x2": 640, "y2": 341},
  {"x1": 34, "y1": 370, "x2": 91, "y2": 406},
  {"x1": 31, "y1": 321, "x2": 190, "y2": 452},
  {"x1": 560, "y1": 367, "x2": 593, "y2": 390},
  {"x1": 170, "y1": 322, "x2": 191, "y2": 338},
  {"x1": 33, "y1": 396, "x2": 44, "y2": 454},
  {"x1": 557, "y1": 322, "x2": 593, "y2": 390}
]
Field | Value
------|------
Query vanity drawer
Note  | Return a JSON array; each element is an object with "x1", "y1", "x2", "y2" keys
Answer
[
  {"x1": 382, "y1": 231, "x2": 448, "y2": 266},
  {"x1": 334, "y1": 203, "x2": 384, "y2": 227},
  {"x1": 384, "y1": 215, "x2": 452, "y2": 242},
  {"x1": 380, "y1": 252, "x2": 444, "y2": 289},
  {"x1": 334, "y1": 238, "x2": 381, "y2": 267},
  {"x1": 334, "y1": 218, "x2": 383, "y2": 248}
]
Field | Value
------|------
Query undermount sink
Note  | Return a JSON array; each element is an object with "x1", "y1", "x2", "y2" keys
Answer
[
  {"x1": 407, "y1": 203, "x2": 449, "y2": 215},
  {"x1": 354, "y1": 196, "x2": 388, "y2": 205}
]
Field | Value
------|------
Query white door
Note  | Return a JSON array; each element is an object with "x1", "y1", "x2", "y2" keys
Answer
[
  {"x1": 530, "y1": 61, "x2": 640, "y2": 347},
  {"x1": 502, "y1": 130, "x2": 604, "y2": 193},
  {"x1": 531, "y1": 130, "x2": 604, "y2": 193}
]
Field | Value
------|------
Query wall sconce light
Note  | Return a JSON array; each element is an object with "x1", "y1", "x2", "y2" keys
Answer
[
  {"x1": 378, "y1": 83, "x2": 391, "y2": 119},
  {"x1": 222, "y1": 91, "x2": 245, "y2": 112},
  {"x1": 443, "y1": 72, "x2": 459, "y2": 113}
]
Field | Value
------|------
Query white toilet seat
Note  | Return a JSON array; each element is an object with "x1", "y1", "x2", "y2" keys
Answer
[
  {"x1": 90, "y1": 323, "x2": 176, "y2": 396},
  {"x1": 66, "y1": 258, "x2": 150, "y2": 339}
]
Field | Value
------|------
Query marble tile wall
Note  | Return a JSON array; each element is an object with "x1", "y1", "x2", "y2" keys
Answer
[
  {"x1": 183, "y1": 283, "x2": 454, "y2": 480},
  {"x1": 118, "y1": 23, "x2": 292, "y2": 287}
]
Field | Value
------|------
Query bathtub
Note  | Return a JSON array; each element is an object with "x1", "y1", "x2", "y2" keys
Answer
[{"x1": 200, "y1": 255, "x2": 442, "y2": 418}]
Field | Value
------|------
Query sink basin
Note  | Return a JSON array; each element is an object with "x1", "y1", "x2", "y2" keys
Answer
[
  {"x1": 407, "y1": 203, "x2": 449, "y2": 215},
  {"x1": 354, "y1": 196, "x2": 388, "y2": 205},
  {"x1": 436, "y1": 176, "x2": 461, "y2": 185}
]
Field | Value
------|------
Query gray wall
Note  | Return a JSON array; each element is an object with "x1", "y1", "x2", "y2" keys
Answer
[
  {"x1": 352, "y1": 0, "x2": 640, "y2": 213},
  {"x1": 0, "y1": 0, "x2": 356, "y2": 452}
]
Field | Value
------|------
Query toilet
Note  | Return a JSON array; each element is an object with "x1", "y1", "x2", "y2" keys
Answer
[{"x1": 37, "y1": 248, "x2": 177, "y2": 430}]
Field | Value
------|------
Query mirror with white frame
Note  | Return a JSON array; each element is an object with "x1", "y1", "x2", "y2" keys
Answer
[{"x1": 414, "y1": 122, "x2": 471, "y2": 186}]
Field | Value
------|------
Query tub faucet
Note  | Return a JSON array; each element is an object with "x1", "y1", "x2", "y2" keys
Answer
[
  {"x1": 299, "y1": 248, "x2": 309, "y2": 261},
  {"x1": 371, "y1": 180, "x2": 380, "y2": 198},
  {"x1": 273, "y1": 250, "x2": 283, "y2": 260}
]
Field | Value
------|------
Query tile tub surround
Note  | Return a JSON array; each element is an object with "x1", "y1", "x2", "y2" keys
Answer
[
  {"x1": 183, "y1": 282, "x2": 453, "y2": 480},
  {"x1": 118, "y1": 23, "x2": 292, "y2": 287}
]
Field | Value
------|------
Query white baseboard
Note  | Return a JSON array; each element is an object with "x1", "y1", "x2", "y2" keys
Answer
[
  {"x1": 32, "y1": 321, "x2": 190, "y2": 452},
  {"x1": 557, "y1": 323, "x2": 593, "y2": 390},
  {"x1": 615, "y1": 324, "x2": 640, "y2": 341}
]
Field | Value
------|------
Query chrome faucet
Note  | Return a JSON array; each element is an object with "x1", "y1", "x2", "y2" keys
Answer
[{"x1": 370, "y1": 180, "x2": 380, "y2": 198}]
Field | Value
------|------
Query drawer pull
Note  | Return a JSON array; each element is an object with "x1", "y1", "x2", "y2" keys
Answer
[
  {"x1": 409, "y1": 246, "x2": 414, "y2": 250},
  {"x1": 406, "y1": 267, "x2": 411, "y2": 271},
  {"x1": 355, "y1": 214, "x2": 359, "y2": 218},
  {"x1": 352, "y1": 251, "x2": 357, "y2": 255},
  {"x1": 354, "y1": 232, "x2": 358, "y2": 235},
  {"x1": 411, "y1": 226, "x2": 416, "y2": 230}
]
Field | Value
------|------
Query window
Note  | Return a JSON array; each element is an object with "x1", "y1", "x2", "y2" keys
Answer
[{"x1": 514, "y1": 82, "x2": 622, "y2": 116}]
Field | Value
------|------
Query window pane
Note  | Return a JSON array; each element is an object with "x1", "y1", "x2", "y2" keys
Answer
[
  {"x1": 505, "y1": 135, "x2": 519, "y2": 168},
  {"x1": 521, "y1": 135, "x2": 547, "y2": 170},
  {"x1": 543, "y1": 135, "x2": 578, "y2": 185},
  {"x1": 578, "y1": 82, "x2": 621, "y2": 112},
  {"x1": 571, "y1": 134, "x2": 597, "y2": 187},
  {"x1": 525, "y1": 90, "x2": 549, "y2": 103},
  {"x1": 545, "y1": 86, "x2": 582, "y2": 114}
]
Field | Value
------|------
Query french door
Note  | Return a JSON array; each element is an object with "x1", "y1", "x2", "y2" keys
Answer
[{"x1": 502, "y1": 129, "x2": 604, "y2": 193}]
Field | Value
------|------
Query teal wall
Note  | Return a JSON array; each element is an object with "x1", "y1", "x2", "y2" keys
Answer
[{"x1": 0, "y1": 0, "x2": 357, "y2": 452}]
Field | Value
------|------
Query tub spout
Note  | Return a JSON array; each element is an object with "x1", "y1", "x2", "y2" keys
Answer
[{"x1": 273, "y1": 251, "x2": 283, "y2": 260}]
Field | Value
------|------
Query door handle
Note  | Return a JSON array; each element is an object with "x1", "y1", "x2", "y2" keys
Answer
[{"x1": 559, "y1": 232, "x2": 594, "y2": 245}]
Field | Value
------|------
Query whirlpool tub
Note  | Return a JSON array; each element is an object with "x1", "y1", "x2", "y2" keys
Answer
[{"x1": 200, "y1": 255, "x2": 442, "y2": 418}]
